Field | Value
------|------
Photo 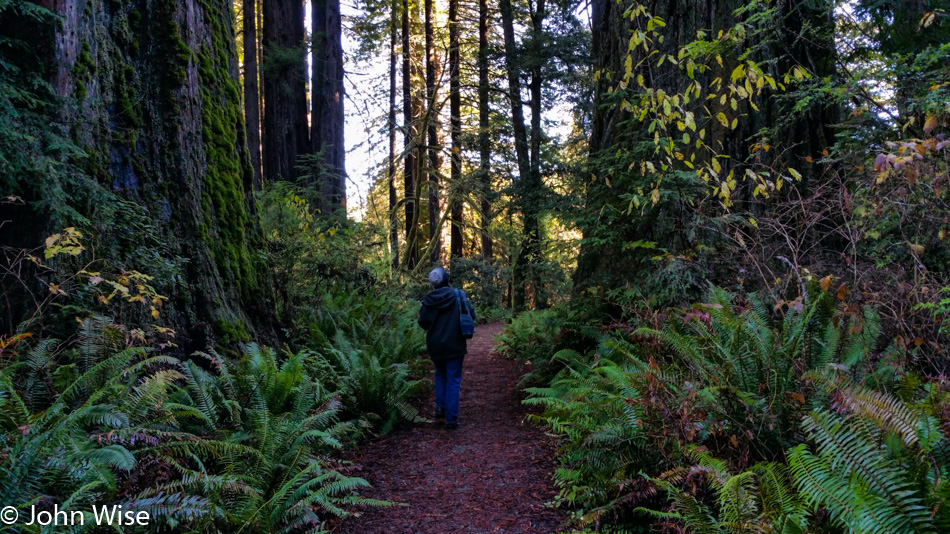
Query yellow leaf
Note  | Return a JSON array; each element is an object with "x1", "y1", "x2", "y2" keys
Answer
[
  {"x1": 910, "y1": 243, "x2": 925, "y2": 254},
  {"x1": 716, "y1": 113, "x2": 729, "y2": 127},
  {"x1": 924, "y1": 115, "x2": 938, "y2": 135},
  {"x1": 819, "y1": 275, "x2": 832, "y2": 292}
]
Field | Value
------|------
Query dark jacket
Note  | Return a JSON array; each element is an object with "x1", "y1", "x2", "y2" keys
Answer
[{"x1": 418, "y1": 286, "x2": 476, "y2": 361}]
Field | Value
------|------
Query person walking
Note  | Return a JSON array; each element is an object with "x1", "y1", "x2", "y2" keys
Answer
[{"x1": 417, "y1": 267, "x2": 476, "y2": 430}]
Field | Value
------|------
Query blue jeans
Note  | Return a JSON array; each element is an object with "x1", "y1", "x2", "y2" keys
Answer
[{"x1": 434, "y1": 357, "x2": 464, "y2": 424}]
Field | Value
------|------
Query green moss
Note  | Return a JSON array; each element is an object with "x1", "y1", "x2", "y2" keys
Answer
[
  {"x1": 115, "y1": 65, "x2": 142, "y2": 128},
  {"x1": 71, "y1": 41, "x2": 96, "y2": 100},
  {"x1": 193, "y1": 3, "x2": 261, "y2": 304},
  {"x1": 214, "y1": 318, "x2": 251, "y2": 346},
  {"x1": 155, "y1": 0, "x2": 191, "y2": 114},
  {"x1": 74, "y1": 79, "x2": 87, "y2": 99}
]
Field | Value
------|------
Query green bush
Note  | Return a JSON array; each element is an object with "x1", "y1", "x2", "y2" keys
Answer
[{"x1": 519, "y1": 285, "x2": 938, "y2": 532}]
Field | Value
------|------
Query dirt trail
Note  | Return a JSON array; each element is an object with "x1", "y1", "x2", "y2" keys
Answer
[{"x1": 338, "y1": 322, "x2": 566, "y2": 534}]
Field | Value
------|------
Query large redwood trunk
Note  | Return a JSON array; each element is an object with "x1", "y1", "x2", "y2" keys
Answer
[
  {"x1": 312, "y1": 0, "x2": 346, "y2": 214},
  {"x1": 31, "y1": 0, "x2": 266, "y2": 343},
  {"x1": 262, "y1": 0, "x2": 308, "y2": 183}
]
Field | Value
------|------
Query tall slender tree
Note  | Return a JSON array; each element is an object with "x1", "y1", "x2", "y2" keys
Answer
[
  {"x1": 425, "y1": 0, "x2": 441, "y2": 265},
  {"x1": 449, "y1": 0, "x2": 463, "y2": 258},
  {"x1": 402, "y1": 0, "x2": 420, "y2": 268},
  {"x1": 243, "y1": 0, "x2": 263, "y2": 190},
  {"x1": 500, "y1": 0, "x2": 546, "y2": 310},
  {"x1": 262, "y1": 0, "x2": 309, "y2": 183},
  {"x1": 389, "y1": 0, "x2": 400, "y2": 270},
  {"x1": 500, "y1": 0, "x2": 531, "y2": 310},
  {"x1": 477, "y1": 0, "x2": 493, "y2": 260},
  {"x1": 312, "y1": 0, "x2": 346, "y2": 214},
  {"x1": 523, "y1": 0, "x2": 546, "y2": 309}
]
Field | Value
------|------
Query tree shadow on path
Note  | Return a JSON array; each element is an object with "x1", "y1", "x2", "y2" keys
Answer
[{"x1": 337, "y1": 322, "x2": 567, "y2": 533}]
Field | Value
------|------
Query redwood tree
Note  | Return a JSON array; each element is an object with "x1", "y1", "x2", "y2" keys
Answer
[
  {"x1": 449, "y1": 0, "x2": 463, "y2": 258},
  {"x1": 262, "y1": 0, "x2": 309, "y2": 183},
  {"x1": 312, "y1": 0, "x2": 346, "y2": 214},
  {"x1": 477, "y1": 0, "x2": 493, "y2": 260}
]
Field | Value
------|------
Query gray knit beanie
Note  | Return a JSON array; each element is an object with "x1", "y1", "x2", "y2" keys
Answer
[{"x1": 428, "y1": 267, "x2": 449, "y2": 288}]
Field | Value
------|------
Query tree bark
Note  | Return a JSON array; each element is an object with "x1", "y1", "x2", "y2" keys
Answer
[
  {"x1": 449, "y1": 0, "x2": 463, "y2": 259},
  {"x1": 523, "y1": 0, "x2": 546, "y2": 309},
  {"x1": 425, "y1": 0, "x2": 441, "y2": 265},
  {"x1": 312, "y1": 0, "x2": 346, "y2": 214},
  {"x1": 402, "y1": 0, "x2": 419, "y2": 269},
  {"x1": 243, "y1": 0, "x2": 263, "y2": 191},
  {"x1": 477, "y1": 0, "x2": 493, "y2": 260},
  {"x1": 262, "y1": 0, "x2": 309, "y2": 183},
  {"x1": 40, "y1": 0, "x2": 266, "y2": 342},
  {"x1": 389, "y1": 0, "x2": 400, "y2": 270},
  {"x1": 500, "y1": 0, "x2": 538, "y2": 311}
]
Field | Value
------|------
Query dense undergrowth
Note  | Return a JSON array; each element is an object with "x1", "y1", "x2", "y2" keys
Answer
[
  {"x1": 501, "y1": 284, "x2": 950, "y2": 533},
  {"x1": 0, "y1": 185, "x2": 426, "y2": 533}
]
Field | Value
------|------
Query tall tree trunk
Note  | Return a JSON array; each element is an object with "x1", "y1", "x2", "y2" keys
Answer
[
  {"x1": 402, "y1": 0, "x2": 419, "y2": 269},
  {"x1": 389, "y1": 0, "x2": 400, "y2": 271},
  {"x1": 500, "y1": 0, "x2": 534, "y2": 310},
  {"x1": 477, "y1": 0, "x2": 493, "y2": 260},
  {"x1": 449, "y1": 0, "x2": 463, "y2": 259},
  {"x1": 39, "y1": 0, "x2": 266, "y2": 342},
  {"x1": 522, "y1": 0, "x2": 547, "y2": 308},
  {"x1": 243, "y1": 0, "x2": 263, "y2": 191},
  {"x1": 425, "y1": 0, "x2": 440, "y2": 265},
  {"x1": 262, "y1": 0, "x2": 309, "y2": 183},
  {"x1": 312, "y1": 0, "x2": 346, "y2": 214}
]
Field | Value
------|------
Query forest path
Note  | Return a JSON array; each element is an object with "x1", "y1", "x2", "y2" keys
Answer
[{"x1": 337, "y1": 322, "x2": 566, "y2": 534}]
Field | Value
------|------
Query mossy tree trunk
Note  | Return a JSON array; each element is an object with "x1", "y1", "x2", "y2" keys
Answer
[{"x1": 47, "y1": 0, "x2": 266, "y2": 346}]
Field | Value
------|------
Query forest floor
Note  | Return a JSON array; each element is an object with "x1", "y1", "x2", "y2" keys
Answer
[{"x1": 336, "y1": 322, "x2": 568, "y2": 534}]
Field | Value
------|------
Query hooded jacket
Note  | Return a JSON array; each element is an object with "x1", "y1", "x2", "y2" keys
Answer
[{"x1": 418, "y1": 286, "x2": 476, "y2": 361}]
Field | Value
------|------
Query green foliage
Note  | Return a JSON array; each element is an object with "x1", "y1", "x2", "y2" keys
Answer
[
  {"x1": 496, "y1": 307, "x2": 567, "y2": 364},
  {"x1": 0, "y1": 1, "x2": 113, "y2": 228},
  {"x1": 158, "y1": 344, "x2": 390, "y2": 532},
  {"x1": 449, "y1": 256, "x2": 510, "y2": 316},
  {"x1": 517, "y1": 284, "x2": 937, "y2": 531},
  {"x1": 0, "y1": 311, "x2": 408, "y2": 532},
  {"x1": 0, "y1": 318, "x2": 206, "y2": 531}
]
